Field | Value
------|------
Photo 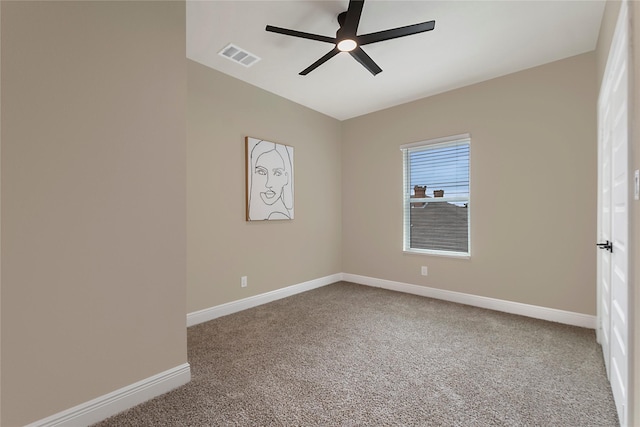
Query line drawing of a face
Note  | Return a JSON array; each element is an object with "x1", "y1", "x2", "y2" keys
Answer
[
  {"x1": 255, "y1": 149, "x2": 289, "y2": 206},
  {"x1": 247, "y1": 139, "x2": 294, "y2": 220}
]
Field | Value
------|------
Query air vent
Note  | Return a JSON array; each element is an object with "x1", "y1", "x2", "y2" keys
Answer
[{"x1": 218, "y1": 43, "x2": 261, "y2": 68}]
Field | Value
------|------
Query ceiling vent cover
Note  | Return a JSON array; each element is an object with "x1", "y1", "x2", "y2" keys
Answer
[{"x1": 218, "y1": 43, "x2": 261, "y2": 68}]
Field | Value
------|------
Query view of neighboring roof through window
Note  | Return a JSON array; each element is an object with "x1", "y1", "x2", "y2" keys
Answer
[{"x1": 401, "y1": 134, "x2": 470, "y2": 257}]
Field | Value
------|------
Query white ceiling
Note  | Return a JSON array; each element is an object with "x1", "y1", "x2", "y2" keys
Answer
[{"x1": 187, "y1": 1, "x2": 605, "y2": 121}]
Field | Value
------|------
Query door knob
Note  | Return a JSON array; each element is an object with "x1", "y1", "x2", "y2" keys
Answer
[{"x1": 597, "y1": 240, "x2": 613, "y2": 253}]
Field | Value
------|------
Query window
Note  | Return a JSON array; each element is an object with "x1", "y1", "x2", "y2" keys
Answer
[{"x1": 401, "y1": 134, "x2": 470, "y2": 257}]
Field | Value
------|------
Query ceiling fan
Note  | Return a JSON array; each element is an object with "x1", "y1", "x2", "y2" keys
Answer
[{"x1": 265, "y1": 0, "x2": 435, "y2": 76}]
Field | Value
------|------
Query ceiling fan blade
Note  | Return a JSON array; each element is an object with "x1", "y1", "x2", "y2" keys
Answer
[
  {"x1": 299, "y1": 47, "x2": 340, "y2": 75},
  {"x1": 342, "y1": 0, "x2": 365, "y2": 34},
  {"x1": 358, "y1": 20, "x2": 435, "y2": 46},
  {"x1": 349, "y1": 46, "x2": 382, "y2": 76},
  {"x1": 266, "y1": 25, "x2": 335, "y2": 44}
]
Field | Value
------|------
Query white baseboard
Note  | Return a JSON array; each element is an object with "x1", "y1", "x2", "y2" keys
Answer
[
  {"x1": 343, "y1": 273, "x2": 597, "y2": 329},
  {"x1": 188, "y1": 272, "x2": 596, "y2": 329},
  {"x1": 27, "y1": 363, "x2": 191, "y2": 427},
  {"x1": 187, "y1": 273, "x2": 343, "y2": 327},
  {"x1": 27, "y1": 272, "x2": 594, "y2": 427}
]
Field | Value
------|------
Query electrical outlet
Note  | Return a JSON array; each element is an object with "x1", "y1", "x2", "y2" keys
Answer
[
  {"x1": 421, "y1": 266, "x2": 428, "y2": 276},
  {"x1": 241, "y1": 276, "x2": 247, "y2": 288}
]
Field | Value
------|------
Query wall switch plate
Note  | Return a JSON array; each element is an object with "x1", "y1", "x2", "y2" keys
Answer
[
  {"x1": 241, "y1": 276, "x2": 247, "y2": 287},
  {"x1": 421, "y1": 266, "x2": 428, "y2": 276},
  {"x1": 634, "y1": 170, "x2": 639, "y2": 201}
]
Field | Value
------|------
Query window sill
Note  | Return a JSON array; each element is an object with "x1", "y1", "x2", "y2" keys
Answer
[{"x1": 403, "y1": 249, "x2": 471, "y2": 259}]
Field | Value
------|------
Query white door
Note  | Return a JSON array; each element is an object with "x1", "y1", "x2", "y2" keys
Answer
[
  {"x1": 597, "y1": 2, "x2": 629, "y2": 425},
  {"x1": 598, "y1": 81, "x2": 612, "y2": 376}
]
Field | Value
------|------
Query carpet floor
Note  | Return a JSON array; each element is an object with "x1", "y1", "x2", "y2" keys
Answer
[{"x1": 94, "y1": 281, "x2": 618, "y2": 426}]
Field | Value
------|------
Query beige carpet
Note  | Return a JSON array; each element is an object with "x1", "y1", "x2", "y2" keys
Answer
[{"x1": 94, "y1": 281, "x2": 618, "y2": 426}]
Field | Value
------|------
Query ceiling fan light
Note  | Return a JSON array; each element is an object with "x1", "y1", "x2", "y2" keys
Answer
[{"x1": 337, "y1": 39, "x2": 357, "y2": 52}]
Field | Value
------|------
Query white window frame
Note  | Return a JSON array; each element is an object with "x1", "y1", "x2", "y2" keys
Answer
[{"x1": 401, "y1": 133, "x2": 471, "y2": 258}]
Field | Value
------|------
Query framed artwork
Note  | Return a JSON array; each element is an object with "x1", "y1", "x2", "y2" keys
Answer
[{"x1": 245, "y1": 137, "x2": 294, "y2": 221}]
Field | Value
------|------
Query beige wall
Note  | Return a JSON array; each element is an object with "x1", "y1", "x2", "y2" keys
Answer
[
  {"x1": 342, "y1": 52, "x2": 597, "y2": 315},
  {"x1": 187, "y1": 60, "x2": 342, "y2": 313},
  {"x1": 1, "y1": 2, "x2": 187, "y2": 425}
]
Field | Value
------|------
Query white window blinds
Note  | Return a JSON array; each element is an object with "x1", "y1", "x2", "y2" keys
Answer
[{"x1": 401, "y1": 134, "x2": 470, "y2": 256}]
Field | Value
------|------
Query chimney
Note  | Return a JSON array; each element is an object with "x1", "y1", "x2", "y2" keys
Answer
[{"x1": 411, "y1": 185, "x2": 427, "y2": 207}]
